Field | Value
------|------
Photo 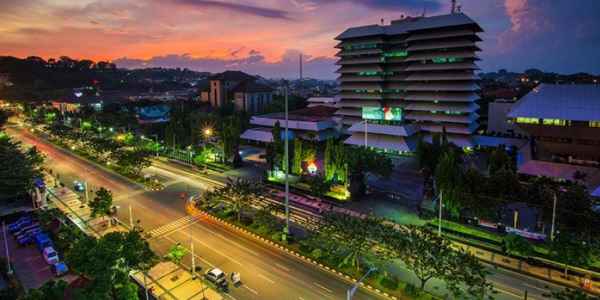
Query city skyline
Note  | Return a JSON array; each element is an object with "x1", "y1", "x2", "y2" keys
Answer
[{"x1": 1, "y1": 0, "x2": 600, "y2": 79}]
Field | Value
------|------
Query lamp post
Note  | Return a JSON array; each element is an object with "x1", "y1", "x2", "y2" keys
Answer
[
  {"x1": 438, "y1": 190, "x2": 443, "y2": 236},
  {"x1": 283, "y1": 85, "x2": 290, "y2": 242},
  {"x1": 347, "y1": 267, "x2": 376, "y2": 300},
  {"x1": 363, "y1": 120, "x2": 368, "y2": 148}
]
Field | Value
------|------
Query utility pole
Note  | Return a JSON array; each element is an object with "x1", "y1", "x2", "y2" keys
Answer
[
  {"x1": 191, "y1": 240, "x2": 196, "y2": 279},
  {"x1": 143, "y1": 271, "x2": 149, "y2": 300},
  {"x1": 551, "y1": 192, "x2": 557, "y2": 241},
  {"x1": 438, "y1": 191, "x2": 443, "y2": 237},
  {"x1": 2, "y1": 222, "x2": 12, "y2": 275},
  {"x1": 347, "y1": 267, "x2": 376, "y2": 300},
  {"x1": 84, "y1": 181, "x2": 89, "y2": 204},
  {"x1": 283, "y1": 86, "x2": 290, "y2": 242},
  {"x1": 364, "y1": 120, "x2": 368, "y2": 148},
  {"x1": 129, "y1": 205, "x2": 134, "y2": 229}
]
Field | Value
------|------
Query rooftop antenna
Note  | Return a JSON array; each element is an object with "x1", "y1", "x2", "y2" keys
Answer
[
  {"x1": 451, "y1": 0, "x2": 456, "y2": 13},
  {"x1": 457, "y1": 4, "x2": 462, "y2": 13},
  {"x1": 422, "y1": 4, "x2": 426, "y2": 17}
]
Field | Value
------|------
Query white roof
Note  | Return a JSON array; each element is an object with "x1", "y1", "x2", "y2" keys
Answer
[
  {"x1": 347, "y1": 122, "x2": 419, "y2": 137},
  {"x1": 240, "y1": 128, "x2": 274, "y2": 142},
  {"x1": 344, "y1": 133, "x2": 416, "y2": 152},
  {"x1": 508, "y1": 84, "x2": 600, "y2": 121}
]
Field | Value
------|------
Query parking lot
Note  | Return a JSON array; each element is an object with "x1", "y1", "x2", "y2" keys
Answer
[{"x1": 1, "y1": 214, "x2": 76, "y2": 290}]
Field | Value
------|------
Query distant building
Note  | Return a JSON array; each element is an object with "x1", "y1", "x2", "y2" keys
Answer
[
  {"x1": 51, "y1": 90, "x2": 104, "y2": 114},
  {"x1": 240, "y1": 105, "x2": 339, "y2": 143},
  {"x1": 307, "y1": 96, "x2": 339, "y2": 108},
  {"x1": 487, "y1": 99, "x2": 527, "y2": 137},
  {"x1": 508, "y1": 84, "x2": 600, "y2": 196},
  {"x1": 0, "y1": 73, "x2": 12, "y2": 87},
  {"x1": 335, "y1": 13, "x2": 483, "y2": 153},
  {"x1": 202, "y1": 70, "x2": 273, "y2": 113}
]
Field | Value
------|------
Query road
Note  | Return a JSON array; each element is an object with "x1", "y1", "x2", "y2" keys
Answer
[{"x1": 8, "y1": 127, "x2": 387, "y2": 300}]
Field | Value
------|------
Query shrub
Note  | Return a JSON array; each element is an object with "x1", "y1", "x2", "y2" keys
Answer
[
  {"x1": 379, "y1": 274, "x2": 399, "y2": 290},
  {"x1": 310, "y1": 248, "x2": 323, "y2": 260},
  {"x1": 404, "y1": 283, "x2": 421, "y2": 297}
]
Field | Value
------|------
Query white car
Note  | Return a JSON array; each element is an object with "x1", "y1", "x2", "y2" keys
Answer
[
  {"x1": 205, "y1": 268, "x2": 228, "y2": 288},
  {"x1": 43, "y1": 247, "x2": 60, "y2": 265}
]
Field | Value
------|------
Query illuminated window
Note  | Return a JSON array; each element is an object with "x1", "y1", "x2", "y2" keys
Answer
[
  {"x1": 516, "y1": 117, "x2": 539, "y2": 124},
  {"x1": 344, "y1": 43, "x2": 378, "y2": 50},
  {"x1": 589, "y1": 121, "x2": 600, "y2": 128},
  {"x1": 542, "y1": 119, "x2": 566, "y2": 126},
  {"x1": 383, "y1": 51, "x2": 408, "y2": 58},
  {"x1": 432, "y1": 57, "x2": 464, "y2": 64}
]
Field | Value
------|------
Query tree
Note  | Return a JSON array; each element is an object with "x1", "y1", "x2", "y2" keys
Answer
[
  {"x1": 215, "y1": 177, "x2": 264, "y2": 223},
  {"x1": 0, "y1": 138, "x2": 45, "y2": 201},
  {"x1": 503, "y1": 234, "x2": 533, "y2": 257},
  {"x1": 89, "y1": 187, "x2": 113, "y2": 225},
  {"x1": 220, "y1": 116, "x2": 243, "y2": 166},
  {"x1": 400, "y1": 227, "x2": 453, "y2": 290},
  {"x1": 24, "y1": 280, "x2": 68, "y2": 300},
  {"x1": 488, "y1": 146, "x2": 514, "y2": 174},
  {"x1": 271, "y1": 121, "x2": 283, "y2": 170},
  {"x1": 434, "y1": 150, "x2": 463, "y2": 217},
  {"x1": 550, "y1": 233, "x2": 594, "y2": 278},
  {"x1": 307, "y1": 174, "x2": 332, "y2": 198},
  {"x1": 292, "y1": 138, "x2": 303, "y2": 175},
  {"x1": 545, "y1": 288, "x2": 600, "y2": 300},
  {"x1": 166, "y1": 243, "x2": 187, "y2": 265},
  {"x1": 111, "y1": 148, "x2": 151, "y2": 176},
  {"x1": 65, "y1": 230, "x2": 158, "y2": 299},
  {"x1": 320, "y1": 212, "x2": 384, "y2": 273},
  {"x1": 345, "y1": 147, "x2": 392, "y2": 198}
]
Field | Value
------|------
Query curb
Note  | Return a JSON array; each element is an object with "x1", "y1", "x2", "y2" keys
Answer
[{"x1": 186, "y1": 204, "x2": 398, "y2": 300}]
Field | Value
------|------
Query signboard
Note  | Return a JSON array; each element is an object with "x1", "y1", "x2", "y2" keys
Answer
[{"x1": 361, "y1": 106, "x2": 402, "y2": 121}]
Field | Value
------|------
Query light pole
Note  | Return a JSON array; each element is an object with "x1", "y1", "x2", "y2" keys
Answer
[
  {"x1": 550, "y1": 190, "x2": 559, "y2": 241},
  {"x1": 2, "y1": 222, "x2": 12, "y2": 275},
  {"x1": 363, "y1": 120, "x2": 368, "y2": 148},
  {"x1": 347, "y1": 267, "x2": 376, "y2": 300},
  {"x1": 438, "y1": 190, "x2": 443, "y2": 237},
  {"x1": 283, "y1": 85, "x2": 290, "y2": 242}
]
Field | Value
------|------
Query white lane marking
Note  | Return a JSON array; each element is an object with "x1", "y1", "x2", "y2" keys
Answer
[
  {"x1": 275, "y1": 263, "x2": 291, "y2": 272},
  {"x1": 313, "y1": 282, "x2": 333, "y2": 293},
  {"x1": 147, "y1": 215, "x2": 199, "y2": 238},
  {"x1": 197, "y1": 224, "x2": 260, "y2": 256},
  {"x1": 495, "y1": 284, "x2": 524, "y2": 299},
  {"x1": 244, "y1": 286, "x2": 259, "y2": 295},
  {"x1": 181, "y1": 232, "x2": 244, "y2": 266},
  {"x1": 523, "y1": 282, "x2": 548, "y2": 292},
  {"x1": 258, "y1": 273, "x2": 275, "y2": 284}
]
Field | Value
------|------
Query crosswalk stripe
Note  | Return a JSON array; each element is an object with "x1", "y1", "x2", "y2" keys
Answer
[{"x1": 146, "y1": 215, "x2": 199, "y2": 238}]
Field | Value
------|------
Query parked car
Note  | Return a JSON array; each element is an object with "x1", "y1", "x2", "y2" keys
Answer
[
  {"x1": 205, "y1": 268, "x2": 228, "y2": 290},
  {"x1": 15, "y1": 226, "x2": 42, "y2": 242},
  {"x1": 8, "y1": 217, "x2": 32, "y2": 233},
  {"x1": 13, "y1": 223, "x2": 39, "y2": 237},
  {"x1": 51, "y1": 262, "x2": 69, "y2": 276},
  {"x1": 34, "y1": 233, "x2": 53, "y2": 251},
  {"x1": 42, "y1": 247, "x2": 59, "y2": 265}
]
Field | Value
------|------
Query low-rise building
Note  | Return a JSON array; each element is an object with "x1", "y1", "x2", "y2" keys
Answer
[
  {"x1": 202, "y1": 70, "x2": 274, "y2": 113},
  {"x1": 508, "y1": 84, "x2": 600, "y2": 195},
  {"x1": 241, "y1": 105, "x2": 339, "y2": 143}
]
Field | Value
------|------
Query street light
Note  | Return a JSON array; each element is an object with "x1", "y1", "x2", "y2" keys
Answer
[
  {"x1": 203, "y1": 128, "x2": 212, "y2": 138},
  {"x1": 347, "y1": 267, "x2": 377, "y2": 300}
]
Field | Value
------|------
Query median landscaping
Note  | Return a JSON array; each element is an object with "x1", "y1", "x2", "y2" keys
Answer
[{"x1": 191, "y1": 178, "x2": 496, "y2": 300}]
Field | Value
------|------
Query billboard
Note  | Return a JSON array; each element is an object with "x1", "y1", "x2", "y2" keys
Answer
[{"x1": 361, "y1": 106, "x2": 402, "y2": 121}]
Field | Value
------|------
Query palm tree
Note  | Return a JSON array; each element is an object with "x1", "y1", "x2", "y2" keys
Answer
[{"x1": 216, "y1": 177, "x2": 264, "y2": 223}]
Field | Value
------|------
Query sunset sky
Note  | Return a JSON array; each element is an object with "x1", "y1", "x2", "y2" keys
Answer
[{"x1": 1, "y1": 0, "x2": 599, "y2": 79}]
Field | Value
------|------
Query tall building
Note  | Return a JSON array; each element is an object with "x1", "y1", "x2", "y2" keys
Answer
[{"x1": 335, "y1": 13, "x2": 483, "y2": 153}]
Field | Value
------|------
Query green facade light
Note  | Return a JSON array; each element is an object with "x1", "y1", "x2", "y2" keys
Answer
[{"x1": 362, "y1": 106, "x2": 403, "y2": 121}]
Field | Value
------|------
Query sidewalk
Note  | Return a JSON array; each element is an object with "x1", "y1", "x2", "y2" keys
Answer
[
  {"x1": 46, "y1": 175, "x2": 225, "y2": 299},
  {"x1": 131, "y1": 262, "x2": 224, "y2": 300}
]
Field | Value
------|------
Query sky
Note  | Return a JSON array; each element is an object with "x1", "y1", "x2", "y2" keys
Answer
[{"x1": 1, "y1": 0, "x2": 599, "y2": 79}]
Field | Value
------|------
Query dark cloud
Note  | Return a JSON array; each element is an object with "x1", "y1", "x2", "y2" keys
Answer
[
  {"x1": 300, "y1": 0, "x2": 442, "y2": 11},
  {"x1": 170, "y1": 0, "x2": 291, "y2": 20},
  {"x1": 113, "y1": 50, "x2": 337, "y2": 79}
]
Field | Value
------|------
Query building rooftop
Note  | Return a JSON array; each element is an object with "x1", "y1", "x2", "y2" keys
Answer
[
  {"x1": 336, "y1": 13, "x2": 482, "y2": 40},
  {"x1": 258, "y1": 105, "x2": 337, "y2": 122},
  {"x1": 508, "y1": 84, "x2": 600, "y2": 121},
  {"x1": 231, "y1": 80, "x2": 273, "y2": 93},
  {"x1": 209, "y1": 70, "x2": 256, "y2": 82}
]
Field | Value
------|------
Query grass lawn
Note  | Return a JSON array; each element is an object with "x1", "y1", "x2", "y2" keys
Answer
[{"x1": 430, "y1": 219, "x2": 503, "y2": 244}]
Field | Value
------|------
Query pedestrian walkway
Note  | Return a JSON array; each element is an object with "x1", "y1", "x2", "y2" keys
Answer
[
  {"x1": 131, "y1": 262, "x2": 224, "y2": 300},
  {"x1": 147, "y1": 215, "x2": 200, "y2": 239}
]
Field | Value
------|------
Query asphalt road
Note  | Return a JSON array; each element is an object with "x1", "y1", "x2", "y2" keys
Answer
[{"x1": 8, "y1": 127, "x2": 388, "y2": 300}]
